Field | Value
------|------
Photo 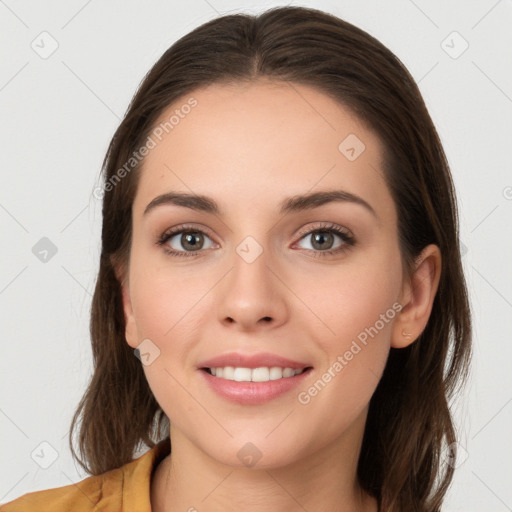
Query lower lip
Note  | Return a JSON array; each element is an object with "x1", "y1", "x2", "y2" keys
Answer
[{"x1": 199, "y1": 369, "x2": 312, "y2": 405}]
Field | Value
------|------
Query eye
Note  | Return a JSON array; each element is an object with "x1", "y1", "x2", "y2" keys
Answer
[
  {"x1": 294, "y1": 223, "x2": 355, "y2": 256},
  {"x1": 157, "y1": 225, "x2": 216, "y2": 257},
  {"x1": 157, "y1": 222, "x2": 355, "y2": 258}
]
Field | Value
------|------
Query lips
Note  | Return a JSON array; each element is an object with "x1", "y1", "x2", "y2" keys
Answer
[
  {"x1": 198, "y1": 352, "x2": 311, "y2": 370},
  {"x1": 197, "y1": 352, "x2": 313, "y2": 405}
]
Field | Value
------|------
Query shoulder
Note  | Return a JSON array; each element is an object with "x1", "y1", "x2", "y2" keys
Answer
[
  {"x1": 0, "y1": 467, "x2": 121, "y2": 512},
  {"x1": 0, "y1": 438, "x2": 170, "y2": 512}
]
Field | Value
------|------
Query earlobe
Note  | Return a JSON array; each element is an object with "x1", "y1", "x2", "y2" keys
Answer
[
  {"x1": 391, "y1": 244, "x2": 442, "y2": 348},
  {"x1": 111, "y1": 256, "x2": 139, "y2": 349},
  {"x1": 120, "y1": 283, "x2": 139, "y2": 349}
]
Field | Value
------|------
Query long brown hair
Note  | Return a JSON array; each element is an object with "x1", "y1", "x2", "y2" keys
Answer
[{"x1": 69, "y1": 6, "x2": 472, "y2": 511}]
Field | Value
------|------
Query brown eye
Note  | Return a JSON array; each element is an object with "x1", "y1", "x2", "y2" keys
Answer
[
  {"x1": 158, "y1": 226, "x2": 217, "y2": 257},
  {"x1": 296, "y1": 226, "x2": 353, "y2": 253},
  {"x1": 310, "y1": 231, "x2": 335, "y2": 251},
  {"x1": 178, "y1": 232, "x2": 205, "y2": 251},
  {"x1": 167, "y1": 230, "x2": 215, "y2": 253}
]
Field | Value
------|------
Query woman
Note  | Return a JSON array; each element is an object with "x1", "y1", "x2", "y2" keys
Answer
[{"x1": 1, "y1": 5, "x2": 471, "y2": 512}]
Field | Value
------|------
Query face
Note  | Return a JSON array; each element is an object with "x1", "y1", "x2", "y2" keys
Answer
[{"x1": 121, "y1": 80, "x2": 407, "y2": 469}]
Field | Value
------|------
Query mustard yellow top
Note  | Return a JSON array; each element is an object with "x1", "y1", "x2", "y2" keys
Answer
[{"x1": 0, "y1": 438, "x2": 170, "y2": 512}]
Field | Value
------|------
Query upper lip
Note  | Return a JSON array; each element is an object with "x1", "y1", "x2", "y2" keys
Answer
[{"x1": 198, "y1": 352, "x2": 312, "y2": 370}]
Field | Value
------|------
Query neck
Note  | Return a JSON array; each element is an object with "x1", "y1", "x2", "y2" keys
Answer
[{"x1": 151, "y1": 411, "x2": 378, "y2": 512}]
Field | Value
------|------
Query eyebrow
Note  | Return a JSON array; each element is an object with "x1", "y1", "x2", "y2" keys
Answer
[{"x1": 143, "y1": 190, "x2": 377, "y2": 218}]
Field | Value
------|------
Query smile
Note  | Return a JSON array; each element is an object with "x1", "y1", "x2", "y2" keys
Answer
[
  {"x1": 199, "y1": 365, "x2": 313, "y2": 405},
  {"x1": 203, "y1": 366, "x2": 309, "y2": 382}
]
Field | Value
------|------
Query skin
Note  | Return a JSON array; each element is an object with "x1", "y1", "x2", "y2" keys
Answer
[{"x1": 117, "y1": 80, "x2": 441, "y2": 511}]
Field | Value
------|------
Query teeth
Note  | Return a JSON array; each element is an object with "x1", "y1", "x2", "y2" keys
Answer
[
  {"x1": 282, "y1": 368, "x2": 295, "y2": 378},
  {"x1": 208, "y1": 366, "x2": 305, "y2": 382},
  {"x1": 233, "y1": 367, "x2": 251, "y2": 382},
  {"x1": 252, "y1": 367, "x2": 269, "y2": 382},
  {"x1": 269, "y1": 367, "x2": 283, "y2": 380},
  {"x1": 223, "y1": 366, "x2": 235, "y2": 380}
]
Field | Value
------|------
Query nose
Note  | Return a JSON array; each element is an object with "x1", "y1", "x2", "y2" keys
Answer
[{"x1": 216, "y1": 246, "x2": 288, "y2": 332}]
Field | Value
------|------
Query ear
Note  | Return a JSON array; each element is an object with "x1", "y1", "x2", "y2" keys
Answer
[
  {"x1": 111, "y1": 256, "x2": 139, "y2": 349},
  {"x1": 391, "y1": 244, "x2": 442, "y2": 348}
]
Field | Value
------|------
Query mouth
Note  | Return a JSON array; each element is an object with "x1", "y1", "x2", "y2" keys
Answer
[
  {"x1": 201, "y1": 366, "x2": 312, "y2": 382},
  {"x1": 197, "y1": 352, "x2": 314, "y2": 404}
]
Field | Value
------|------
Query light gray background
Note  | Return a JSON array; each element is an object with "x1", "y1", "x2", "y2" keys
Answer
[{"x1": 1, "y1": 0, "x2": 511, "y2": 510}]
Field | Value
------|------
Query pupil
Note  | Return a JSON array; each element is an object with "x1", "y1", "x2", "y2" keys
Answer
[
  {"x1": 312, "y1": 231, "x2": 333, "y2": 250},
  {"x1": 182, "y1": 232, "x2": 203, "y2": 251}
]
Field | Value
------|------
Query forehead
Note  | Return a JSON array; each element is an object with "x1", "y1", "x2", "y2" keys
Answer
[{"x1": 133, "y1": 80, "x2": 394, "y2": 222}]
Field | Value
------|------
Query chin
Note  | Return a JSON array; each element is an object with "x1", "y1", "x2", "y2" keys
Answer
[{"x1": 195, "y1": 430, "x2": 312, "y2": 470}]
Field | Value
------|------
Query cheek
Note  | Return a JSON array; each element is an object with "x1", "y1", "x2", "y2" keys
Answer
[
  {"x1": 291, "y1": 250, "x2": 401, "y2": 420},
  {"x1": 127, "y1": 251, "x2": 223, "y2": 395},
  {"x1": 127, "y1": 258, "x2": 214, "y2": 422},
  {"x1": 129, "y1": 251, "x2": 210, "y2": 340},
  {"x1": 298, "y1": 249, "x2": 402, "y2": 349}
]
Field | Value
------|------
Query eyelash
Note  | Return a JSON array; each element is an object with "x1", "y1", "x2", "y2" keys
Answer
[{"x1": 156, "y1": 222, "x2": 356, "y2": 259}]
